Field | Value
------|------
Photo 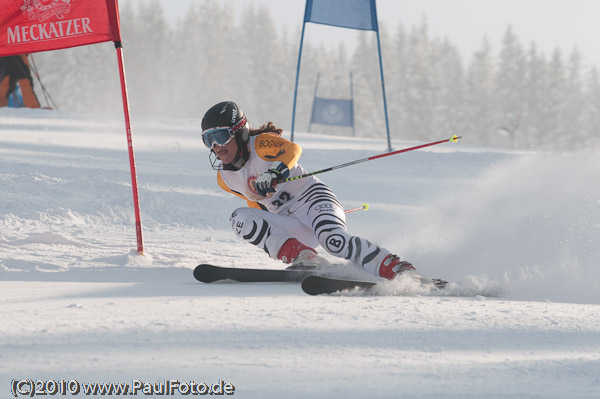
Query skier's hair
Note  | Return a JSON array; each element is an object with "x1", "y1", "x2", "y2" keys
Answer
[{"x1": 249, "y1": 122, "x2": 283, "y2": 137}]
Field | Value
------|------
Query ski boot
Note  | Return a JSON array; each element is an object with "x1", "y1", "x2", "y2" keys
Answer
[
  {"x1": 278, "y1": 238, "x2": 330, "y2": 271},
  {"x1": 378, "y1": 254, "x2": 415, "y2": 280}
]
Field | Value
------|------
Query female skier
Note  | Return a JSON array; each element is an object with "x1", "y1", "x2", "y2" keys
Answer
[{"x1": 201, "y1": 101, "x2": 415, "y2": 280}]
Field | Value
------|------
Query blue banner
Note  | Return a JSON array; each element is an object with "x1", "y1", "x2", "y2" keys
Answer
[
  {"x1": 310, "y1": 97, "x2": 354, "y2": 127},
  {"x1": 304, "y1": 0, "x2": 378, "y2": 31}
]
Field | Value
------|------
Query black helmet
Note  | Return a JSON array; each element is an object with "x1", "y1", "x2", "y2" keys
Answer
[
  {"x1": 201, "y1": 101, "x2": 249, "y2": 142},
  {"x1": 201, "y1": 101, "x2": 250, "y2": 170}
]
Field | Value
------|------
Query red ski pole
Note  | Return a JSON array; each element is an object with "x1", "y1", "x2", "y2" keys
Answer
[
  {"x1": 344, "y1": 203, "x2": 369, "y2": 214},
  {"x1": 285, "y1": 135, "x2": 461, "y2": 183}
]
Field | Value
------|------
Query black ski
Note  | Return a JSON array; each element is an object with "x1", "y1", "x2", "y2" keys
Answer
[
  {"x1": 193, "y1": 264, "x2": 314, "y2": 283},
  {"x1": 301, "y1": 275, "x2": 448, "y2": 295},
  {"x1": 301, "y1": 275, "x2": 377, "y2": 295}
]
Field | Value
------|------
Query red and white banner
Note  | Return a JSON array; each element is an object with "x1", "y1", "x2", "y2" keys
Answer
[
  {"x1": 0, "y1": 0, "x2": 121, "y2": 56},
  {"x1": 1, "y1": 1, "x2": 144, "y2": 254}
]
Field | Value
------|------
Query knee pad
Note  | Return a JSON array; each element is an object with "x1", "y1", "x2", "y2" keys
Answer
[
  {"x1": 320, "y1": 230, "x2": 350, "y2": 257},
  {"x1": 229, "y1": 207, "x2": 252, "y2": 237}
]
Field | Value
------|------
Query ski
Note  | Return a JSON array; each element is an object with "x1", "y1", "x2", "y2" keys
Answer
[
  {"x1": 194, "y1": 264, "x2": 449, "y2": 295},
  {"x1": 301, "y1": 275, "x2": 448, "y2": 295},
  {"x1": 193, "y1": 264, "x2": 314, "y2": 283},
  {"x1": 301, "y1": 275, "x2": 377, "y2": 295}
]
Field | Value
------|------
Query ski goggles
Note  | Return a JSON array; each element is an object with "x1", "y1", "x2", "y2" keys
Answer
[{"x1": 201, "y1": 117, "x2": 247, "y2": 149}]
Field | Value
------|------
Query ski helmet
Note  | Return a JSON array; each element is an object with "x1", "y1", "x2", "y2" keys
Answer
[
  {"x1": 201, "y1": 101, "x2": 249, "y2": 146},
  {"x1": 201, "y1": 101, "x2": 250, "y2": 170}
]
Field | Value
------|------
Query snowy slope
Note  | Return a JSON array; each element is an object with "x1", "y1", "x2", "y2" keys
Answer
[{"x1": 1, "y1": 108, "x2": 599, "y2": 398}]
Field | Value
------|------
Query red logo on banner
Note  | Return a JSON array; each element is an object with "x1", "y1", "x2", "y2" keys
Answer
[
  {"x1": 20, "y1": 0, "x2": 72, "y2": 22},
  {"x1": 0, "y1": 0, "x2": 122, "y2": 57}
]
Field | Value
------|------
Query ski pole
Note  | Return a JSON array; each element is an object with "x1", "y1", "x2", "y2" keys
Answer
[
  {"x1": 29, "y1": 54, "x2": 58, "y2": 110},
  {"x1": 344, "y1": 203, "x2": 369, "y2": 214},
  {"x1": 284, "y1": 135, "x2": 461, "y2": 183}
]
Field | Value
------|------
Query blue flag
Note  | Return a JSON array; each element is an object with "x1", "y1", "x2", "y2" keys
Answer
[
  {"x1": 304, "y1": 0, "x2": 378, "y2": 31},
  {"x1": 310, "y1": 97, "x2": 354, "y2": 127}
]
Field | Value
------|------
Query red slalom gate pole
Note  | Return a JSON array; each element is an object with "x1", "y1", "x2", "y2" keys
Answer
[
  {"x1": 115, "y1": 42, "x2": 144, "y2": 255},
  {"x1": 285, "y1": 135, "x2": 462, "y2": 183}
]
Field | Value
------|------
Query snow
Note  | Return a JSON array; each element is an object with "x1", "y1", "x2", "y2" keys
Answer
[{"x1": 1, "y1": 108, "x2": 599, "y2": 398}]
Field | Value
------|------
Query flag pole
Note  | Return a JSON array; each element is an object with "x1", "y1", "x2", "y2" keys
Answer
[
  {"x1": 372, "y1": 0, "x2": 392, "y2": 152},
  {"x1": 308, "y1": 72, "x2": 320, "y2": 133},
  {"x1": 114, "y1": 41, "x2": 144, "y2": 255},
  {"x1": 291, "y1": 1, "x2": 311, "y2": 142},
  {"x1": 349, "y1": 72, "x2": 355, "y2": 137}
]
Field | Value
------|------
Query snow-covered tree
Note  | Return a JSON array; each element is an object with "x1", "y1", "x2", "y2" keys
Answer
[
  {"x1": 403, "y1": 18, "x2": 436, "y2": 141},
  {"x1": 576, "y1": 67, "x2": 600, "y2": 148},
  {"x1": 432, "y1": 38, "x2": 467, "y2": 142},
  {"x1": 29, "y1": 4, "x2": 597, "y2": 152},
  {"x1": 494, "y1": 26, "x2": 526, "y2": 149},
  {"x1": 466, "y1": 37, "x2": 495, "y2": 145}
]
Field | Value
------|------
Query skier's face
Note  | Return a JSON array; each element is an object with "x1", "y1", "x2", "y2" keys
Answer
[{"x1": 213, "y1": 137, "x2": 238, "y2": 164}]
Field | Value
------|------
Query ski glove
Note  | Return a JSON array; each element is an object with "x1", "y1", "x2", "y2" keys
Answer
[{"x1": 255, "y1": 161, "x2": 290, "y2": 197}]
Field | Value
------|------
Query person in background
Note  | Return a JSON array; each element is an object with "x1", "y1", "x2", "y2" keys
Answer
[{"x1": 0, "y1": 54, "x2": 40, "y2": 108}]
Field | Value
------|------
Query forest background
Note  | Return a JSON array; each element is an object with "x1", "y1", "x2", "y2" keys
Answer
[{"x1": 32, "y1": 0, "x2": 600, "y2": 151}]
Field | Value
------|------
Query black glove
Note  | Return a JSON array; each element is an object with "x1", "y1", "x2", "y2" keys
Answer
[{"x1": 256, "y1": 162, "x2": 289, "y2": 197}]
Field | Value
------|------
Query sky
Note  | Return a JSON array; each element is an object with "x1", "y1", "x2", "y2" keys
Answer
[{"x1": 123, "y1": 0, "x2": 600, "y2": 69}]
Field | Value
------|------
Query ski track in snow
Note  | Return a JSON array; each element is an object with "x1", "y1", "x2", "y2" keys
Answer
[{"x1": 1, "y1": 108, "x2": 599, "y2": 398}]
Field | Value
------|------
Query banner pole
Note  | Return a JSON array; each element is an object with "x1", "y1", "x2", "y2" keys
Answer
[
  {"x1": 375, "y1": 31, "x2": 391, "y2": 152},
  {"x1": 290, "y1": 20, "x2": 307, "y2": 142},
  {"x1": 114, "y1": 41, "x2": 144, "y2": 255},
  {"x1": 291, "y1": 0, "x2": 313, "y2": 142},
  {"x1": 370, "y1": 0, "x2": 391, "y2": 151},
  {"x1": 350, "y1": 72, "x2": 355, "y2": 137},
  {"x1": 308, "y1": 72, "x2": 320, "y2": 133}
]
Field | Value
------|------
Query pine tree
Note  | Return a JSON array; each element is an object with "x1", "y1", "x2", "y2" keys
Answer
[
  {"x1": 432, "y1": 38, "x2": 467, "y2": 142},
  {"x1": 119, "y1": 0, "x2": 171, "y2": 116},
  {"x1": 386, "y1": 23, "x2": 409, "y2": 140},
  {"x1": 239, "y1": 5, "x2": 292, "y2": 126},
  {"x1": 466, "y1": 37, "x2": 495, "y2": 145},
  {"x1": 521, "y1": 43, "x2": 548, "y2": 148},
  {"x1": 169, "y1": 1, "x2": 203, "y2": 117},
  {"x1": 560, "y1": 48, "x2": 585, "y2": 150},
  {"x1": 576, "y1": 67, "x2": 600, "y2": 148},
  {"x1": 545, "y1": 48, "x2": 567, "y2": 148},
  {"x1": 403, "y1": 18, "x2": 435, "y2": 141},
  {"x1": 495, "y1": 26, "x2": 526, "y2": 149},
  {"x1": 350, "y1": 29, "x2": 383, "y2": 138}
]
